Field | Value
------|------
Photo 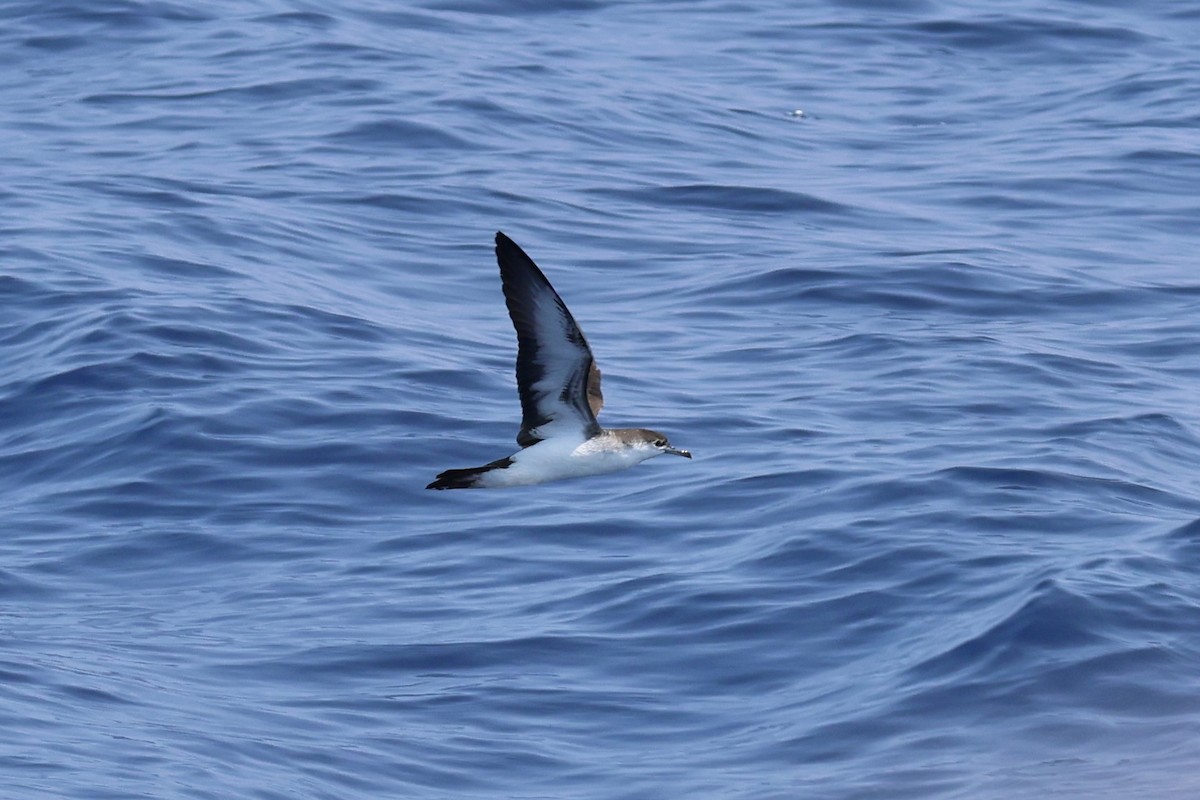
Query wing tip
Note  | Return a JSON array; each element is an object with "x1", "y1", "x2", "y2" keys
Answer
[
  {"x1": 495, "y1": 231, "x2": 542, "y2": 287},
  {"x1": 495, "y1": 230, "x2": 525, "y2": 259}
]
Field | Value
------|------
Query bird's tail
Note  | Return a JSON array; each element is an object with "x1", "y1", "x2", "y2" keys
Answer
[{"x1": 425, "y1": 457, "x2": 513, "y2": 490}]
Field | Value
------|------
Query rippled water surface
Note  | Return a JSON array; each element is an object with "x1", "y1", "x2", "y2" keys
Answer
[{"x1": 4, "y1": 1, "x2": 1200, "y2": 798}]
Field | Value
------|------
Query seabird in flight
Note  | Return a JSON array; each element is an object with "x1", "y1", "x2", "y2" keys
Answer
[{"x1": 427, "y1": 232, "x2": 691, "y2": 489}]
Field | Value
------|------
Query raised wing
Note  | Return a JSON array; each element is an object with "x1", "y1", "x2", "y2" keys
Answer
[{"x1": 495, "y1": 232, "x2": 602, "y2": 447}]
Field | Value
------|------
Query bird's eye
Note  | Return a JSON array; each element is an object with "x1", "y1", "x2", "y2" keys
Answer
[{"x1": 654, "y1": 439, "x2": 666, "y2": 447}]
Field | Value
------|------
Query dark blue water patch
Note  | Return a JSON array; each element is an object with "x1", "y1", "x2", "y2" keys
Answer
[
  {"x1": 47, "y1": 526, "x2": 264, "y2": 575},
  {"x1": 74, "y1": 182, "x2": 207, "y2": 210},
  {"x1": 1160, "y1": 517, "x2": 1200, "y2": 566},
  {"x1": 0, "y1": 568, "x2": 55, "y2": 600},
  {"x1": 1109, "y1": 330, "x2": 1200, "y2": 363},
  {"x1": 423, "y1": 0, "x2": 606, "y2": 16},
  {"x1": 217, "y1": 635, "x2": 613, "y2": 686},
  {"x1": 1116, "y1": 148, "x2": 1200, "y2": 194},
  {"x1": 932, "y1": 466, "x2": 1192, "y2": 509},
  {"x1": 4, "y1": 309, "x2": 257, "y2": 396},
  {"x1": 431, "y1": 95, "x2": 548, "y2": 129},
  {"x1": 699, "y1": 254, "x2": 1200, "y2": 323},
  {"x1": 1044, "y1": 413, "x2": 1200, "y2": 448},
  {"x1": 1098, "y1": 75, "x2": 1193, "y2": 105},
  {"x1": 322, "y1": 191, "x2": 471, "y2": 216},
  {"x1": 329, "y1": 119, "x2": 475, "y2": 151},
  {"x1": 900, "y1": 568, "x2": 1200, "y2": 722},
  {"x1": 905, "y1": 15, "x2": 1150, "y2": 59},
  {"x1": 81, "y1": 77, "x2": 383, "y2": 108},
  {"x1": 828, "y1": 0, "x2": 934, "y2": 11},
  {"x1": 18, "y1": 34, "x2": 92, "y2": 51},
  {"x1": 5, "y1": 1, "x2": 214, "y2": 31},
  {"x1": 596, "y1": 184, "x2": 853, "y2": 216},
  {"x1": 251, "y1": 11, "x2": 338, "y2": 29},
  {"x1": 908, "y1": 579, "x2": 1106, "y2": 680}
]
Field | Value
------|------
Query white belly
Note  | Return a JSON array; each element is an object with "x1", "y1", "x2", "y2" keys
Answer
[{"x1": 478, "y1": 435, "x2": 654, "y2": 487}]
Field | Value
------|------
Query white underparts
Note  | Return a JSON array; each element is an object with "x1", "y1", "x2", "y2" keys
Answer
[{"x1": 476, "y1": 433, "x2": 663, "y2": 487}]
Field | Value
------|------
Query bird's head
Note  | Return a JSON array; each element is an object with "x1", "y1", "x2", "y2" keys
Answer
[{"x1": 631, "y1": 429, "x2": 691, "y2": 460}]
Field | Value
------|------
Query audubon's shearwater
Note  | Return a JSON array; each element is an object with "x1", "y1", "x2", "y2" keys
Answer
[{"x1": 426, "y1": 232, "x2": 691, "y2": 490}]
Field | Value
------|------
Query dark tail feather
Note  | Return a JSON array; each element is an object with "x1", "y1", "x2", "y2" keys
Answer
[{"x1": 425, "y1": 457, "x2": 513, "y2": 490}]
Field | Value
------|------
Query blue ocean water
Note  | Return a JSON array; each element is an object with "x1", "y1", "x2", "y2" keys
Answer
[{"x1": 3, "y1": 0, "x2": 1200, "y2": 797}]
